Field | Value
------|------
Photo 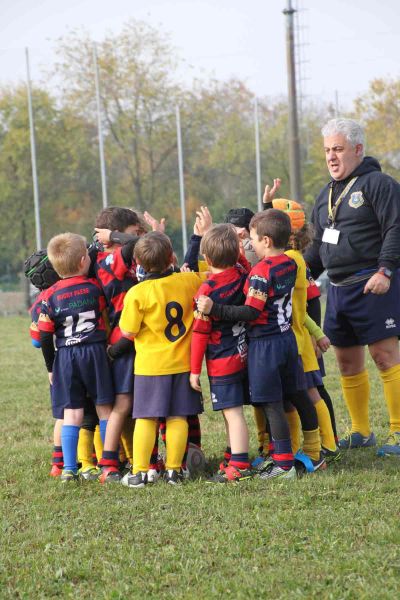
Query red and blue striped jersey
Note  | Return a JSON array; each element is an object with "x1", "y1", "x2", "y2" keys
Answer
[
  {"x1": 191, "y1": 264, "x2": 248, "y2": 380},
  {"x1": 38, "y1": 275, "x2": 107, "y2": 348},
  {"x1": 244, "y1": 254, "x2": 297, "y2": 337},
  {"x1": 29, "y1": 289, "x2": 51, "y2": 347},
  {"x1": 94, "y1": 247, "x2": 137, "y2": 343}
]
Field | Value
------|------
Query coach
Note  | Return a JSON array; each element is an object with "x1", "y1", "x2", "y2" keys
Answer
[{"x1": 305, "y1": 118, "x2": 400, "y2": 455}]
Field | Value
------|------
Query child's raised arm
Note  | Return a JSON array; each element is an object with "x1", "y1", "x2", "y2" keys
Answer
[{"x1": 263, "y1": 178, "x2": 282, "y2": 209}]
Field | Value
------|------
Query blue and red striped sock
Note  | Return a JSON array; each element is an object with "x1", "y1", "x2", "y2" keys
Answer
[
  {"x1": 52, "y1": 446, "x2": 64, "y2": 469},
  {"x1": 271, "y1": 438, "x2": 293, "y2": 470},
  {"x1": 230, "y1": 452, "x2": 250, "y2": 469},
  {"x1": 187, "y1": 414, "x2": 201, "y2": 447},
  {"x1": 99, "y1": 450, "x2": 119, "y2": 470}
]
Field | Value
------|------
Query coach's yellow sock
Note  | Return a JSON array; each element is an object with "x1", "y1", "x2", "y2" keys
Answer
[
  {"x1": 340, "y1": 370, "x2": 370, "y2": 436},
  {"x1": 380, "y1": 364, "x2": 400, "y2": 433},
  {"x1": 132, "y1": 419, "x2": 158, "y2": 474},
  {"x1": 133, "y1": 418, "x2": 158, "y2": 473},
  {"x1": 93, "y1": 425, "x2": 103, "y2": 462},
  {"x1": 253, "y1": 406, "x2": 268, "y2": 452},
  {"x1": 286, "y1": 410, "x2": 301, "y2": 455},
  {"x1": 165, "y1": 417, "x2": 189, "y2": 470},
  {"x1": 77, "y1": 428, "x2": 95, "y2": 469},
  {"x1": 315, "y1": 398, "x2": 336, "y2": 451},
  {"x1": 302, "y1": 428, "x2": 320, "y2": 461}
]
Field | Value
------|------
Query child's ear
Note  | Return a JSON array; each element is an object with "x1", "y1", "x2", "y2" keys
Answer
[{"x1": 203, "y1": 254, "x2": 212, "y2": 267}]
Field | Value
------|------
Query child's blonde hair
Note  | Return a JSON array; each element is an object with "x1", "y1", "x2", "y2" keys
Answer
[{"x1": 47, "y1": 233, "x2": 87, "y2": 277}]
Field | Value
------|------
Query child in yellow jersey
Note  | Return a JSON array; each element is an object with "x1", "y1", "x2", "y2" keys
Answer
[{"x1": 119, "y1": 231, "x2": 205, "y2": 487}]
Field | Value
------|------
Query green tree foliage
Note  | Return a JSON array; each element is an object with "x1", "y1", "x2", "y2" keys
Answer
[
  {"x1": 353, "y1": 78, "x2": 400, "y2": 179},
  {"x1": 1, "y1": 21, "x2": 398, "y2": 281},
  {"x1": 0, "y1": 85, "x2": 101, "y2": 279}
]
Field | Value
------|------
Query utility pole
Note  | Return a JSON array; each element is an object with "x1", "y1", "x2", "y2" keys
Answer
[{"x1": 283, "y1": 0, "x2": 302, "y2": 202}]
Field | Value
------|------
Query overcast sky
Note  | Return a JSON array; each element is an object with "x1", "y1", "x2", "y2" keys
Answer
[{"x1": 0, "y1": 0, "x2": 399, "y2": 109}]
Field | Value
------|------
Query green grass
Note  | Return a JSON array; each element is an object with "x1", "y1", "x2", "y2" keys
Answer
[{"x1": 1, "y1": 316, "x2": 400, "y2": 599}]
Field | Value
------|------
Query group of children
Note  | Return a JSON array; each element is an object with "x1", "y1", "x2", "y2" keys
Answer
[{"x1": 26, "y1": 181, "x2": 340, "y2": 486}]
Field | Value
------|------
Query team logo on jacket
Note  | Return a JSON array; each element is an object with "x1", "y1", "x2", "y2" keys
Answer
[{"x1": 348, "y1": 191, "x2": 364, "y2": 209}]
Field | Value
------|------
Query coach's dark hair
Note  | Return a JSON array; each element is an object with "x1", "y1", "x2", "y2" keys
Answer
[
  {"x1": 200, "y1": 224, "x2": 239, "y2": 269},
  {"x1": 134, "y1": 232, "x2": 173, "y2": 273},
  {"x1": 250, "y1": 210, "x2": 291, "y2": 249},
  {"x1": 95, "y1": 206, "x2": 140, "y2": 232}
]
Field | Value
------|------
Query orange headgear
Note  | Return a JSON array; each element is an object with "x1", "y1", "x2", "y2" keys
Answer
[{"x1": 272, "y1": 198, "x2": 306, "y2": 232}]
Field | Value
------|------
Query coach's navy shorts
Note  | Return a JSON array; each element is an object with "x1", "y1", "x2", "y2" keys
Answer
[
  {"x1": 133, "y1": 372, "x2": 204, "y2": 418},
  {"x1": 248, "y1": 331, "x2": 298, "y2": 404},
  {"x1": 111, "y1": 348, "x2": 135, "y2": 395},
  {"x1": 209, "y1": 372, "x2": 250, "y2": 411},
  {"x1": 51, "y1": 343, "x2": 114, "y2": 418},
  {"x1": 324, "y1": 271, "x2": 400, "y2": 347}
]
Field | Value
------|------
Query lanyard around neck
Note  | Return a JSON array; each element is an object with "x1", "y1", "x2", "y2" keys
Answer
[{"x1": 328, "y1": 177, "x2": 358, "y2": 226}]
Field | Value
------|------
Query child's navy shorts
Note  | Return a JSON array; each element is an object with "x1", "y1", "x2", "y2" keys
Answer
[
  {"x1": 209, "y1": 372, "x2": 250, "y2": 411},
  {"x1": 111, "y1": 348, "x2": 135, "y2": 395},
  {"x1": 133, "y1": 372, "x2": 203, "y2": 418},
  {"x1": 304, "y1": 369, "x2": 323, "y2": 389},
  {"x1": 324, "y1": 272, "x2": 400, "y2": 347},
  {"x1": 51, "y1": 343, "x2": 114, "y2": 418},
  {"x1": 248, "y1": 331, "x2": 298, "y2": 404}
]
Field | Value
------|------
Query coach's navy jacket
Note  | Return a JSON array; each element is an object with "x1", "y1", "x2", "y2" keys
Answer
[{"x1": 305, "y1": 156, "x2": 400, "y2": 283}]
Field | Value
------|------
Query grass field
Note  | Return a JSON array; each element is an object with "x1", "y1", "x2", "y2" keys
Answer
[{"x1": 1, "y1": 315, "x2": 400, "y2": 599}]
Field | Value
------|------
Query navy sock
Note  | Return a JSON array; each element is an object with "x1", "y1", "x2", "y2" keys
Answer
[{"x1": 61, "y1": 425, "x2": 80, "y2": 473}]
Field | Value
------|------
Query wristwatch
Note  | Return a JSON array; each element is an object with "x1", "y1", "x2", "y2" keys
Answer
[{"x1": 378, "y1": 267, "x2": 393, "y2": 280}]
